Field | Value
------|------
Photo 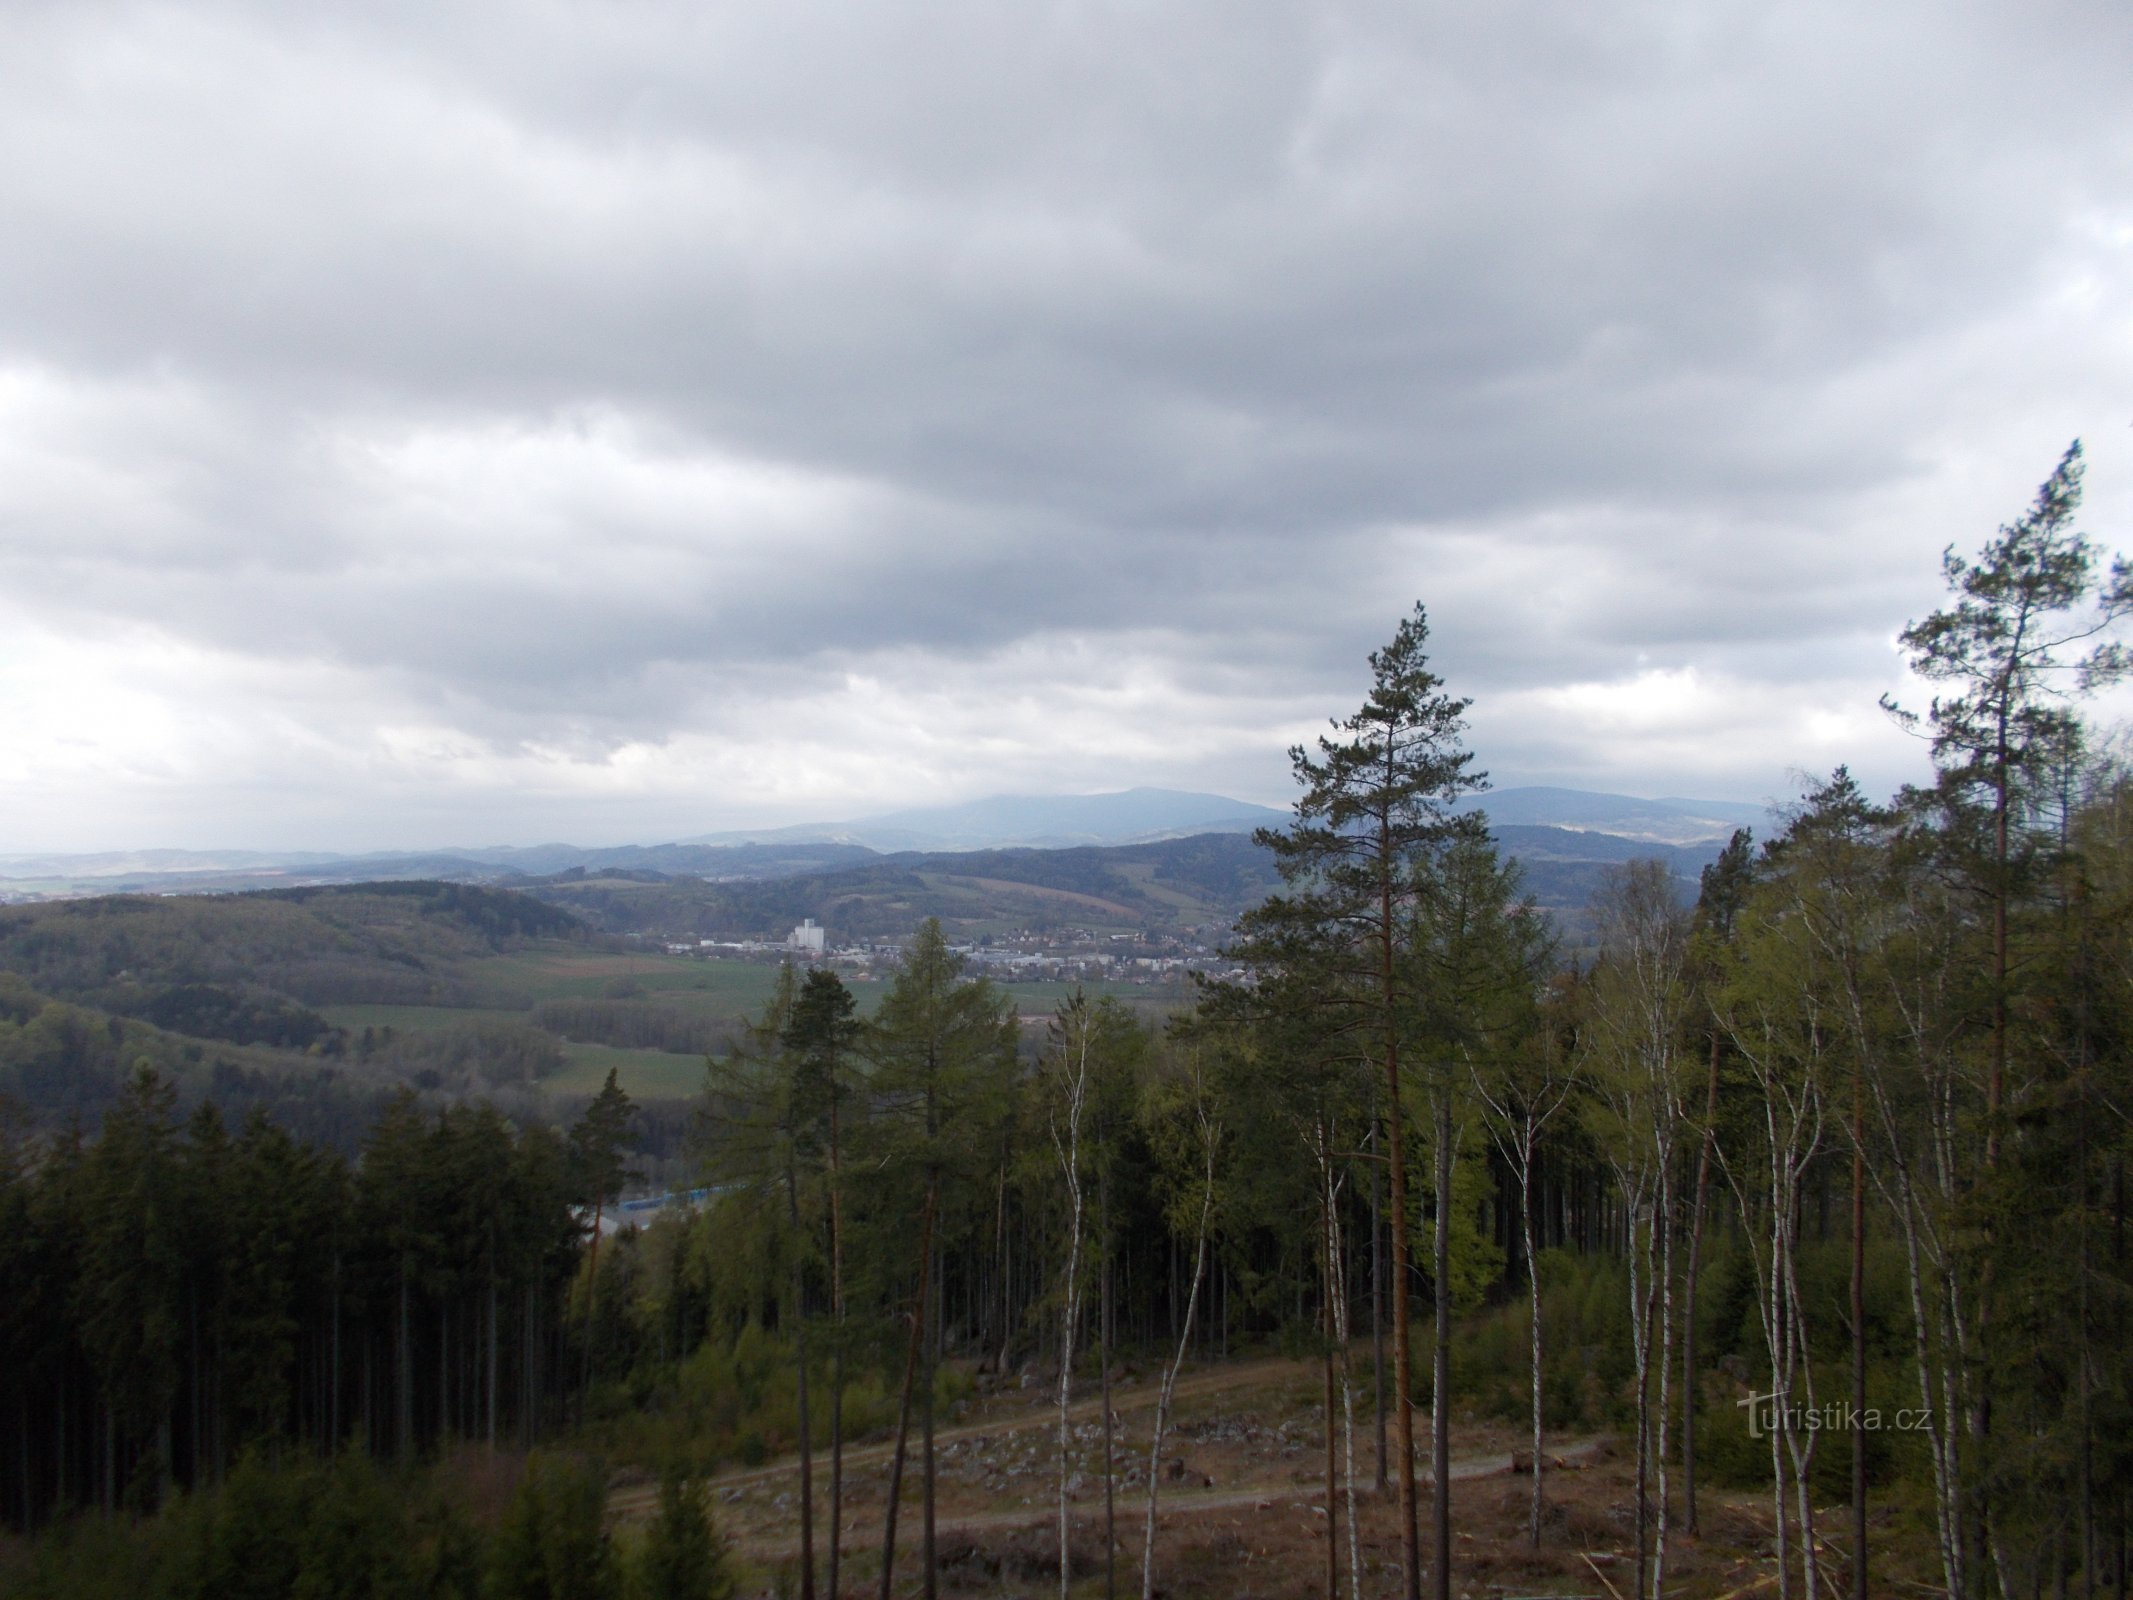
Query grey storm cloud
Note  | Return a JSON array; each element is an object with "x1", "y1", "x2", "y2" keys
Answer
[{"x1": 1, "y1": 0, "x2": 2130, "y2": 847}]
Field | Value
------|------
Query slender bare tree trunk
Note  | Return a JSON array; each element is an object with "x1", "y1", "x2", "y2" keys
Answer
[
  {"x1": 997, "y1": 1168, "x2": 1013, "y2": 1377},
  {"x1": 1101, "y1": 1152, "x2": 1118, "y2": 1600},
  {"x1": 1873, "y1": 947, "x2": 1970, "y2": 1600},
  {"x1": 1523, "y1": 1138, "x2": 1546, "y2": 1549},
  {"x1": 1324, "y1": 1149, "x2": 1363, "y2": 1600},
  {"x1": 1052, "y1": 1015, "x2": 1090, "y2": 1600},
  {"x1": 1655, "y1": 1154, "x2": 1676, "y2": 1600},
  {"x1": 1103, "y1": 1239, "x2": 1116, "y2": 1600},
  {"x1": 1472, "y1": 1062, "x2": 1572, "y2": 1553},
  {"x1": 879, "y1": 1181, "x2": 937, "y2": 1600},
  {"x1": 1140, "y1": 1110, "x2": 1216, "y2": 1600},
  {"x1": 1633, "y1": 1220, "x2": 1653, "y2": 1600},
  {"x1": 1372, "y1": 1128, "x2": 1388, "y2": 1496},
  {"x1": 1326, "y1": 1274, "x2": 1339, "y2": 1600},
  {"x1": 1720, "y1": 1032, "x2": 1827, "y2": 1600},
  {"x1": 1683, "y1": 1033, "x2": 1719, "y2": 1536}
]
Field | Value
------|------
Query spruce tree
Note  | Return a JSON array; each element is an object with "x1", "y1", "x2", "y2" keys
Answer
[
  {"x1": 868, "y1": 919, "x2": 1014, "y2": 1600},
  {"x1": 637, "y1": 1472, "x2": 735, "y2": 1600},
  {"x1": 782, "y1": 967, "x2": 861, "y2": 1600}
]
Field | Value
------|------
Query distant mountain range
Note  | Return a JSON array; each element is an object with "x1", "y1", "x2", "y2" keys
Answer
[
  {"x1": 0, "y1": 786, "x2": 1777, "y2": 900},
  {"x1": 679, "y1": 787, "x2": 1293, "y2": 852},
  {"x1": 1451, "y1": 786, "x2": 1768, "y2": 846}
]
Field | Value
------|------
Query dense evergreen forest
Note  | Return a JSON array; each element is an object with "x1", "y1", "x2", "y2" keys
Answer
[{"x1": 3, "y1": 446, "x2": 2129, "y2": 1600}]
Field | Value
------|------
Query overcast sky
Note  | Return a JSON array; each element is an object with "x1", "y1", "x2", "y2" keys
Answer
[{"x1": 3, "y1": 0, "x2": 2130, "y2": 852}]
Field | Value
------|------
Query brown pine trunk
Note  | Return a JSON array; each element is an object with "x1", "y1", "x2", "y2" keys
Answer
[
  {"x1": 1373, "y1": 1135, "x2": 1389, "y2": 1496},
  {"x1": 1852, "y1": 1060, "x2": 1868, "y2": 1600},
  {"x1": 1432, "y1": 1092, "x2": 1453, "y2": 1600},
  {"x1": 830, "y1": 1096, "x2": 847, "y2": 1600},
  {"x1": 486, "y1": 1270, "x2": 497, "y2": 1451},
  {"x1": 923, "y1": 1219, "x2": 940, "y2": 1600},
  {"x1": 397, "y1": 1269, "x2": 412, "y2": 1462},
  {"x1": 581, "y1": 1188, "x2": 604, "y2": 1424},
  {"x1": 1384, "y1": 834, "x2": 1423, "y2": 1600},
  {"x1": 790, "y1": 1157, "x2": 816, "y2": 1600},
  {"x1": 1324, "y1": 1138, "x2": 1341, "y2": 1600}
]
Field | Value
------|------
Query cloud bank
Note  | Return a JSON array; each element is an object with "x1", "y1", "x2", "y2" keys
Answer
[{"x1": 2, "y1": 0, "x2": 2130, "y2": 848}]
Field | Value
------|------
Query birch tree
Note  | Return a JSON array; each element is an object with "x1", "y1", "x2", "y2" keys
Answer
[
  {"x1": 1713, "y1": 841, "x2": 1847, "y2": 1600},
  {"x1": 1581, "y1": 860, "x2": 1692, "y2": 1600},
  {"x1": 1043, "y1": 989, "x2": 1139, "y2": 1598},
  {"x1": 1472, "y1": 980, "x2": 1577, "y2": 1549},
  {"x1": 1138, "y1": 1038, "x2": 1223, "y2": 1600},
  {"x1": 1682, "y1": 828, "x2": 1754, "y2": 1536}
]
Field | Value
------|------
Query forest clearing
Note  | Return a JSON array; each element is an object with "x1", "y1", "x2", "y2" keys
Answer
[{"x1": 594, "y1": 1352, "x2": 1855, "y2": 1600}]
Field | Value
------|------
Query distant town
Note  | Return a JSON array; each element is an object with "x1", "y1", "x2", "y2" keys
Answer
[{"x1": 661, "y1": 913, "x2": 1246, "y2": 989}]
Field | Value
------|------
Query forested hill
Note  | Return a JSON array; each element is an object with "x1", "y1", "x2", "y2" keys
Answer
[
  {"x1": 527, "y1": 825, "x2": 1726, "y2": 942},
  {"x1": 0, "y1": 879, "x2": 584, "y2": 1062},
  {"x1": 525, "y1": 831, "x2": 1286, "y2": 941},
  {"x1": 0, "y1": 883, "x2": 593, "y2": 1137},
  {"x1": 1489, "y1": 823, "x2": 1726, "y2": 916},
  {"x1": 0, "y1": 880, "x2": 584, "y2": 1011}
]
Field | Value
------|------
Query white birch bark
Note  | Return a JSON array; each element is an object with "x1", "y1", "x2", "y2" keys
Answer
[
  {"x1": 1141, "y1": 1083, "x2": 1217, "y2": 1600},
  {"x1": 1471, "y1": 1059, "x2": 1574, "y2": 1550},
  {"x1": 1716, "y1": 1002, "x2": 1827, "y2": 1600},
  {"x1": 1049, "y1": 1000, "x2": 1092, "y2": 1600}
]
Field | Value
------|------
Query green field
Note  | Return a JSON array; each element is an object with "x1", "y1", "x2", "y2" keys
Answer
[
  {"x1": 464, "y1": 948, "x2": 760, "y2": 1003},
  {"x1": 544, "y1": 1041, "x2": 712, "y2": 1099},
  {"x1": 324, "y1": 951, "x2": 821, "y2": 1104},
  {"x1": 989, "y1": 977, "x2": 1191, "y2": 1021},
  {"x1": 322, "y1": 951, "x2": 1191, "y2": 1103}
]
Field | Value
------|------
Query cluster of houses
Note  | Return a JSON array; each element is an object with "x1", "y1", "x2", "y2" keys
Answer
[{"x1": 658, "y1": 916, "x2": 1247, "y2": 988}]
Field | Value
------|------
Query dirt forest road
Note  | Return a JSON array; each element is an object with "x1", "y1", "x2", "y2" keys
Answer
[{"x1": 728, "y1": 1438, "x2": 1607, "y2": 1562}]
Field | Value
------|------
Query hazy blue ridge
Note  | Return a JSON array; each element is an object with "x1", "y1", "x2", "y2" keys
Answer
[{"x1": 0, "y1": 787, "x2": 1766, "y2": 901}]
